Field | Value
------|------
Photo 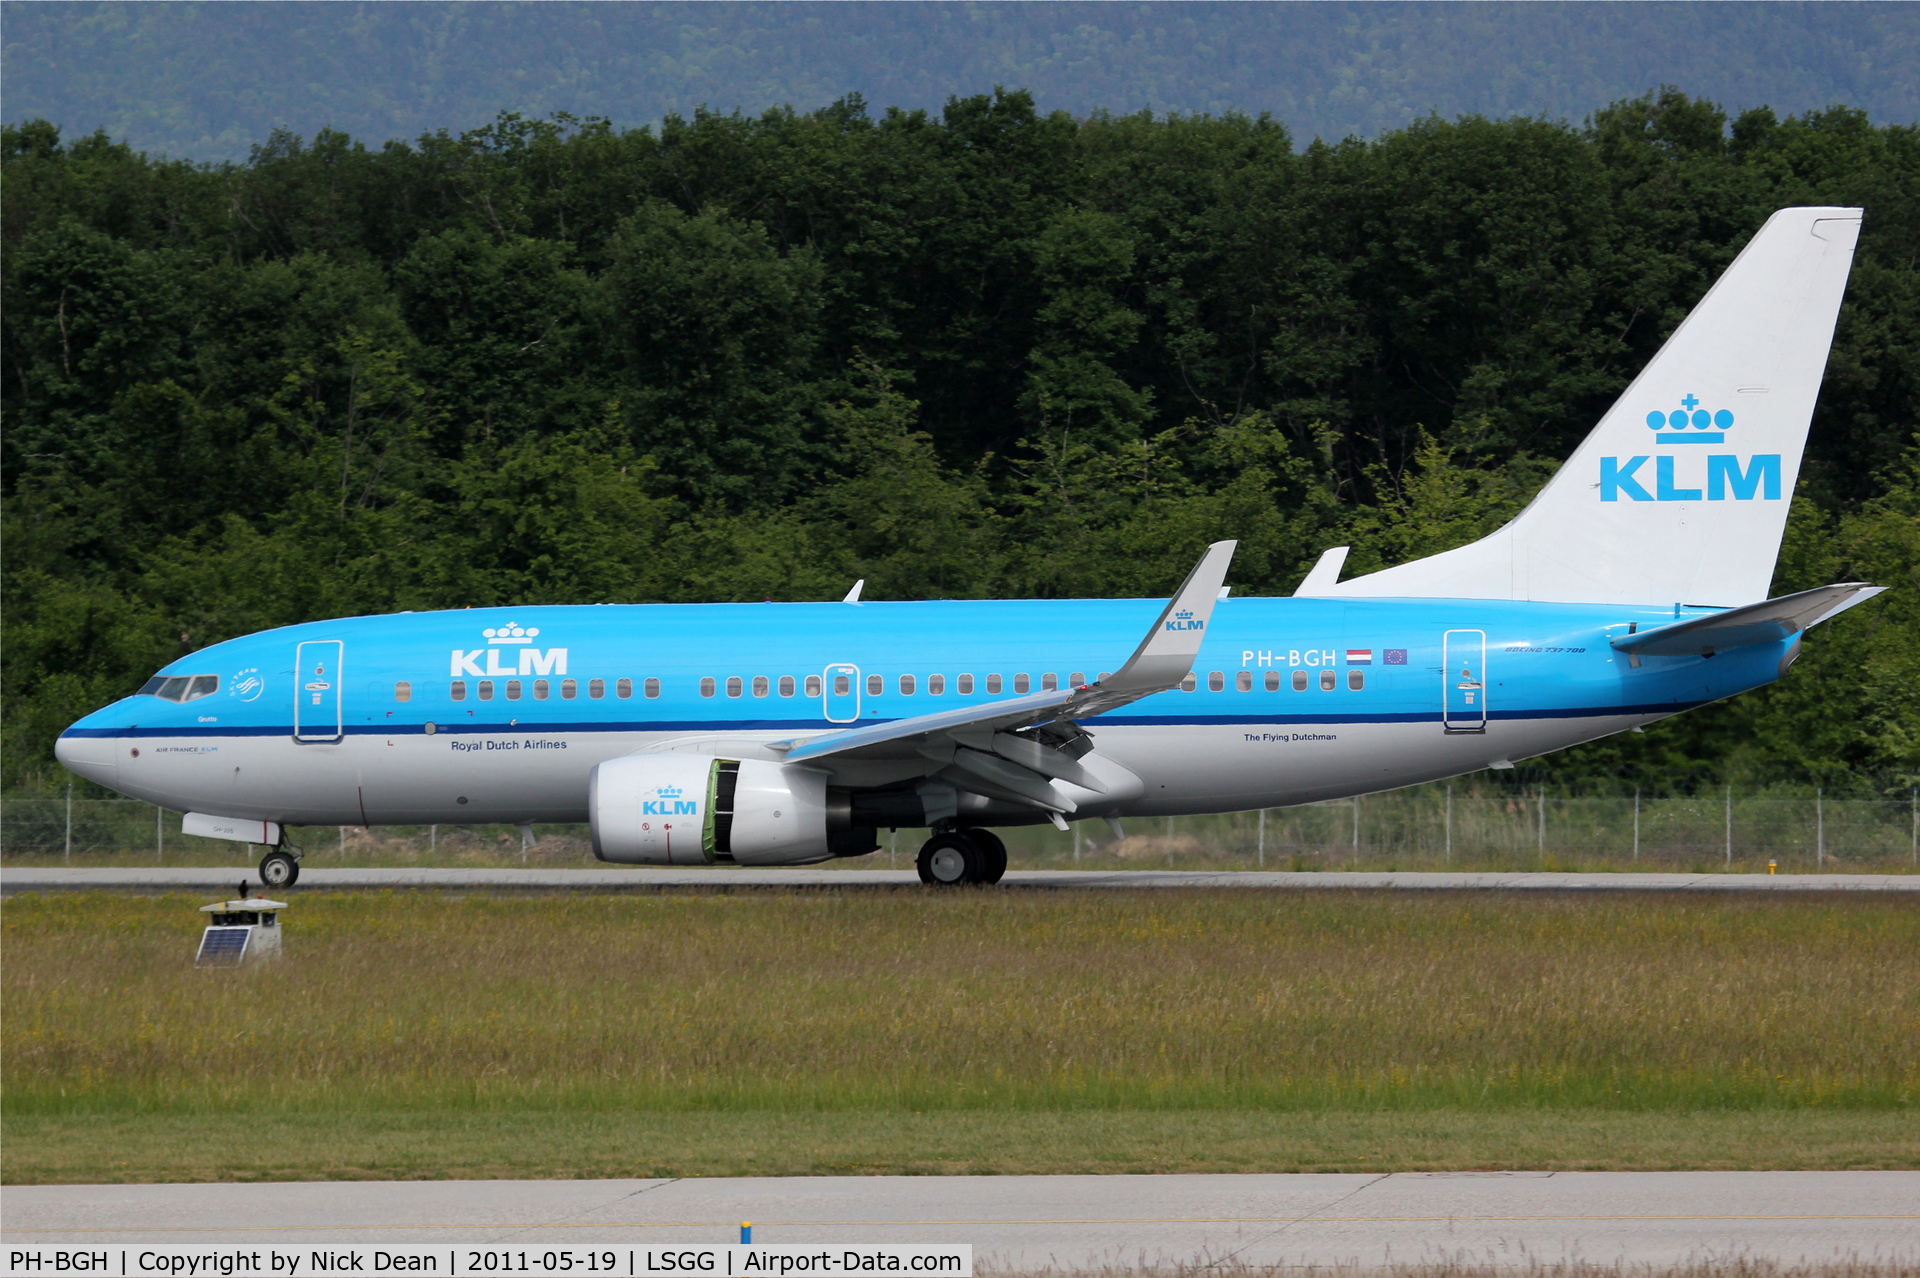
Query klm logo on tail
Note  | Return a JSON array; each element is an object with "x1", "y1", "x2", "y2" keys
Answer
[
  {"x1": 1165, "y1": 609, "x2": 1204, "y2": 632},
  {"x1": 1601, "y1": 393, "x2": 1781, "y2": 503}
]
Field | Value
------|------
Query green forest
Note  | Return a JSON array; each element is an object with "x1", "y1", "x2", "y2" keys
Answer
[{"x1": 3, "y1": 88, "x2": 1916, "y2": 794}]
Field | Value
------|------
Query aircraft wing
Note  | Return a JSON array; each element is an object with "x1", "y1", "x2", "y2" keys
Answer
[
  {"x1": 770, "y1": 540, "x2": 1237, "y2": 768},
  {"x1": 1611, "y1": 582, "x2": 1885, "y2": 658}
]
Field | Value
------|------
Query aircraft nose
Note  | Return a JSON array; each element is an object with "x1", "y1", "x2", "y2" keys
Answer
[{"x1": 55, "y1": 731, "x2": 121, "y2": 789}]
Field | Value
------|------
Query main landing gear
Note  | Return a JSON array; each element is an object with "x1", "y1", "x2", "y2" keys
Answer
[{"x1": 916, "y1": 828, "x2": 1009, "y2": 886}]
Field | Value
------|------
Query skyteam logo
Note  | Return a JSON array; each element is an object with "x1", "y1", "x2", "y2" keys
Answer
[
  {"x1": 1166, "y1": 609, "x2": 1205, "y2": 633},
  {"x1": 1602, "y1": 391, "x2": 1780, "y2": 504},
  {"x1": 451, "y1": 622, "x2": 569, "y2": 678},
  {"x1": 645, "y1": 785, "x2": 698, "y2": 816}
]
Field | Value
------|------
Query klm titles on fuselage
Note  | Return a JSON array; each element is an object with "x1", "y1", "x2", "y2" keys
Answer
[
  {"x1": 1600, "y1": 394, "x2": 1782, "y2": 503},
  {"x1": 450, "y1": 622, "x2": 569, "y2": 677}
]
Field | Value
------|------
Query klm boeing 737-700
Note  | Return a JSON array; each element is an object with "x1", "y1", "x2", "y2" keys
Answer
[{"x1": 56, "y1": 207, "x2": 1885, "y2": 888}]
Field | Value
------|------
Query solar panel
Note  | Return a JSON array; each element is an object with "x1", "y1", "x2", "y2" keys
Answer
[{"x1": 196, "y1": 926, "x2": 251, "y2": 966}]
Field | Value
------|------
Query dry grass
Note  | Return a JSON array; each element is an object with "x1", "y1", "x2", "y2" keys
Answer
[{"x1": 3, "y1": 889, "x2": 1917, "y2": 1181}]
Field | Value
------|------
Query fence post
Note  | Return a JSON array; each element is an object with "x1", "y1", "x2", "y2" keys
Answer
[
  {"x1": 1725, "y1": 784, "x2": 1732, "y2": 869},
  {"x1": 1352, "y1": 795, "x2": 1360, "y2": 857},
  {"x1": 1257, "y1": 808, "x2": 1266, "y2": 868},
  {"x1": 1633, "y1": 789, "x2": 1640, "y2": 864},
  {"x1": 1911, "y1": 787, "x2": 1916, "y2": 869},
  {"x1": 1537, "y1": 788, "x2": 1545, "y2": 860},
  {"x1": 1073, "y1": 822, "x2": 1081, "y2": 865},
  {"x1": 65, "y1": 781, "x2": 73, "y2": 866},
  {"x1": 1445, "y1": 785, "x2": 1452, "y2": 866},
  {"x1": 157, "y1": 806, "x2": 163, "y2": 862},
  {"x1": 1816, "y1": 788, "x2": 1824, "y2": 869},
  {"x1": 430, "y1": 824, "x2": 437, "y2": 855},
  {"x1": 1166, "y1": 815, "x2": 1175, "y2": 867},
  {"x1": 339, "y1": 825, "x2": 346, "y2": 861}
]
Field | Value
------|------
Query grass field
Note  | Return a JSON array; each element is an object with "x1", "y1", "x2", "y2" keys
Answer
[{"x1": 4, "y1": 889, "x2": 1917, "y2": 1182}]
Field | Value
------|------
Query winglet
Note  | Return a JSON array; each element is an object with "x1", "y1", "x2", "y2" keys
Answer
[
  {"x1": 843, "y1": 579, "x2": 864, "y2": 604},
  {"x1": 1099, "y1": 540, "x2": 1237, "y2": 694},
  {"x1": 1294, "y1": 546, "x2": 1348, "y2": 596}
]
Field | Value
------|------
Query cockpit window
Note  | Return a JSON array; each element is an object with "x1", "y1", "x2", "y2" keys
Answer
[{"x1": 141, "y1": 674, "x2": 218, "y2": 702}]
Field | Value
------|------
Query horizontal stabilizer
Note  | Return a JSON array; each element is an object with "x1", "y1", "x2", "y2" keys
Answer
[{"x1": 1612, "y1": 582, "x2": 1885, "y2": 658}]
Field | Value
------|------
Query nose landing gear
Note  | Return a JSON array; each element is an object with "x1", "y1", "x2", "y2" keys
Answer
[
  {"x1": 258, "y1": 842, "x2": 302, "y2": 888},
  {"x1": 915, "y1": 828, "x2": 1009, "y2": 886}
]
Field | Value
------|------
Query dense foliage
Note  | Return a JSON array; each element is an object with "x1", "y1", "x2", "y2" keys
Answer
[{"x1": 4, "y1": 89, "x2": 1917, "y2": 791}]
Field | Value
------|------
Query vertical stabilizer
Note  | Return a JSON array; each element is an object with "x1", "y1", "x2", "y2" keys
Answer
[{"x1": 1328, "y1": 207, "x2": 1861, "y2": 606}]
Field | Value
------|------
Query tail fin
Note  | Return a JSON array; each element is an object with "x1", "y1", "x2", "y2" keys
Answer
[{"x1": 1328, "y1": 206, "x2": 1862, "y2": 606}]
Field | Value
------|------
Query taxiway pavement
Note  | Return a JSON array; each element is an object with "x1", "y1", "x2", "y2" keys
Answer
[
  {"x1": 5, "y1": 1172, "x2": 1916, "y2": 1265},
  {"x1": 3, "y1": 866, "x2": 1916, "y2": 892}
]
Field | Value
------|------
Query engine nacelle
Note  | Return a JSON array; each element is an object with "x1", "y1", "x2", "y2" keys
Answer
[{"x1": 590, "y1": 753, "x2": 862, "y2": 865}]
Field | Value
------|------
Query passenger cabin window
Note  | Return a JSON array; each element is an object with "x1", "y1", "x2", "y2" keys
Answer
[
  {"x1": 1264, "y1": 671, "x2": 1280, "y2": 692},
  {"x1": 643, "y1": 678, "x2": 658, "y2": 698},
  {"x1": 833, "y1": 674, "x2": 849, "y2": 696},
  {"x1": 958, "y1": 674, "x2": 974, "y2": 694},
  {"x1": 1236, "y1": 671, "x2": 1253, "y2": 692},
  {"x1": 1070, "y1": 672, "x2": 1084, "y2": 687},
  {"x1": 927, "y1": 674, "x2": 945, "y2": 695},
  {"x1": 700, "y1": 678, "x2": 716, "y2": 698},
  {"x1": 752, "y1": 676, "x2": 769, "y2": 697},
  {"x1": 1014, "y1": 674, "x2": 1030, "y2": 694},
  {"x1": 1041, "y1": 673, "x2": 1058, "y2": 692},
  {"x1": 561, "y1": 678, "x2": 577, "y2": 699},
  {"x1": 533, "y1": 679, "x2": 550, "y2": 700},
  {"x1": 806, "y1": 675, "x2": 823, "y2": 697},
  {"x1": 479, "y1": 680, "x2": 495, "y2": 701},
  {"x1": 1180, "y1": 674, "x2": 1197, "y2": 692},
  {"x1": 726, "y1": 676, "x2": 743, "y2": 698},
  {"x1": 588, "y1": 678, "x2": 604, "y2": 699},
  {"x1": 867, "y1": 674, "x2": 883, "y2": 696},
  {"x1": 987, "y1": 674, "x2": 1002, "y2": 694},
  {"x1": 619, "y1": 678, "x2": 635, "y2": 699},
  {"x1": 899, "y1": 674, "x2": 916, "y2": 695},
  {"x1": 1208, "y1": 671, "x2": 1225, "y2": 692},
  {"x1": 779, "y1": 676, "x2": 796, "y2": 697},
  {"x1": 506, "y1": 680, "x2": 522, "y2": 701},
  {"x1": 451, "y1": 681, "x2": 468, "y2": 701},
  {"x1": 1098, "y1": 672, "x2": 1112, "y2": 682},
  {"x1": 1319, "y1": 670, "x2": 1336, "y2": 691},
  {"x1": 394, "y1": 681, "x2": 412, "y2": 702},
  {"x1": 1348, "y1": 670, "x2": 1365, "y2": 690},
  {"x1": 1292, "y1": 671, "x2": 1308, "y2": 691}
]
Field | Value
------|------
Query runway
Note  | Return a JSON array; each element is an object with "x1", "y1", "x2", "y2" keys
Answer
[
  {"x1": 4, "y1": 866, "x2": 1917, "y2": 893},
  {"x1": 5, "y1": 1173, "x2": 1916, "y2": 1265}
]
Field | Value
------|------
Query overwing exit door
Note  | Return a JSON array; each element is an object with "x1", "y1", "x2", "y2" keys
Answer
[
  {"x1": 1443, "y1": 630, "x2": 1486, "y2": 733},
  {"x1": 823, "y1": 663, "x2": 860, "y2": 722},
  {"x1": 295, "y1": 640, "x2": 344, "y2": 743}
]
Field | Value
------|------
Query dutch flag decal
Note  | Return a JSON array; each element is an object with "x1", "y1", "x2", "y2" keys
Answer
[{"x1": 1346, "y1": 649, "x2": 1373, "y2": 665}]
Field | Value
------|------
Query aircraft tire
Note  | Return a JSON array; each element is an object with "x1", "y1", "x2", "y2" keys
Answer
[
  {"x1": 964, "y1": 829, "x2": 1008, "y2": 885},
  {"x1": 259, "y1": 850, "x2": 300, "y2": 889},
  {"x1": 917, "y1": 833, "x2": 979, "y2": 886}
]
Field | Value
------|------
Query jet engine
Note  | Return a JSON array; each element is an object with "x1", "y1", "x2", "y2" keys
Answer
[{"x1": 589, "y1": 754, "x2": 874, "y2": 865}]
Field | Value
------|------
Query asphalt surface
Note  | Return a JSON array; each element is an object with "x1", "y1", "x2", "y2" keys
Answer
[
  {"x1": 4, "y1": 866, "x2": 1917, "y2": 893},
  {"x1": 6, "y1": 1173, "x2": 1916, "y2": 1264}
]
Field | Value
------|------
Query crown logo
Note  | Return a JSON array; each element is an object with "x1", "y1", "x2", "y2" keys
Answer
[
  {"x1": 1175, "y1": 610, "x2": 1194, "y2": 620},
  {"x1": 1645, "y1": 393, "x2": 1734, "y2": 444},
  {"x1": 484, "y1": 622, "x2": 539, "y2": 644},
  {"x1": 657, "y1": 785, "x2": 683, "y2": 798}
]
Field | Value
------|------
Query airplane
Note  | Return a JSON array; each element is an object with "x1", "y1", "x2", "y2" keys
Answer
[{"x1": 55, "y1": 206, "x2": 1885, "y2": 889}]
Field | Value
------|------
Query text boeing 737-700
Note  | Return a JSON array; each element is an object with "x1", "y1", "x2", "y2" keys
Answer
[{"x1": 56, "y1": 207, "x2": 1886, "y2": 888}]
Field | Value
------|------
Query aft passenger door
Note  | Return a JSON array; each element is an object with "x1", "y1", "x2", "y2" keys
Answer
[
  {"x1": 1442, "y1": 629, "x2": 1486, "y2": 734},
  {"x1": 295, "y1": 640, "x2": 345, "y2": 743},
  {"x1": 822, "y1": 663, "x2": 860, "y2": 722}
]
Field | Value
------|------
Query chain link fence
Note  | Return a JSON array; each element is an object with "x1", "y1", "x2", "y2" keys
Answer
[{"x1": 9, "y1": 783, "x2": 1914, "y2": 873}]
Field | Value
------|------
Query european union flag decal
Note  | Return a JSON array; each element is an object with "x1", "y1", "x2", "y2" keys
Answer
[{"x1": 1384, "y1": 649, "x2": 1408, "y2": 665}]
